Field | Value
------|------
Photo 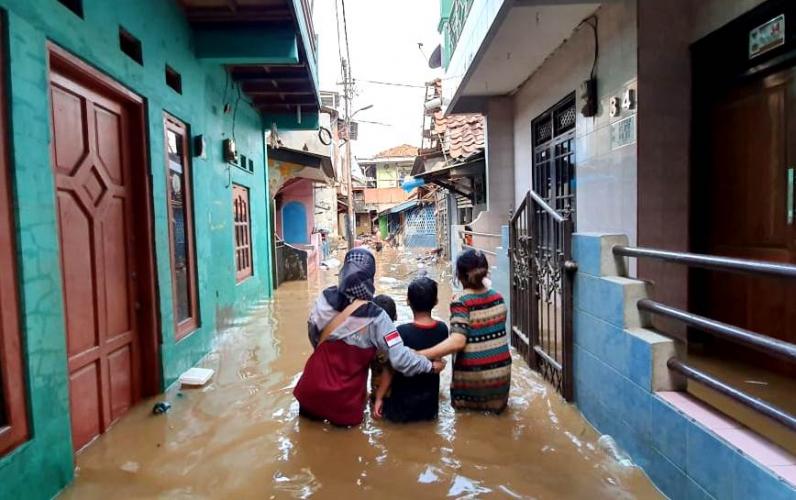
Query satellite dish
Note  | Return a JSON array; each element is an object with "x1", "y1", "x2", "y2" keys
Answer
[{"x1": 428, "y1": 45, "x2": 442, "y2": 69}]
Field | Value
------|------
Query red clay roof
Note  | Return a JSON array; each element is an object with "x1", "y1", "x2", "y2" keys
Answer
[
  {"x1": 433, "y1": 112, "x2": 484, "y2": 161},
  {"x1": 424, "y1": 79, "x2": 484, "y2": 161},
  {"x1": 374, "y1": 144, "x2": 419, "y2": 158}
]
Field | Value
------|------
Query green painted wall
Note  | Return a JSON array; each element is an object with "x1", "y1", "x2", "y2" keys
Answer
[
  {"x1": 379, "y1": 215, "x2": 389, "y2": 239},
  {"x1": 0, "y1": 0, "x2": 294, "y2": 497}
]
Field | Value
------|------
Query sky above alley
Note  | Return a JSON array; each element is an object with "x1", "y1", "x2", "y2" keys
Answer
[{"x1": 314, "y1": 0, "x2": 442, "y2": 158}]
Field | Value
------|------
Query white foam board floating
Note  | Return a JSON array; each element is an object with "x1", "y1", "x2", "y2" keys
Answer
[{"x1": 179, "y1": 367, "x2": 214, "y2": 386}]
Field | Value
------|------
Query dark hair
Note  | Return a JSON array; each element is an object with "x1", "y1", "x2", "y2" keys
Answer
[
  {"x1": 373, "y1": 294, "x2": 397, "y2": 321},
  {"x1": 407, "y1": 277, "x2": 438, "y2": 313},
  {"x1": 456, "y1": 249, "x2": 489, "y2": 289}
]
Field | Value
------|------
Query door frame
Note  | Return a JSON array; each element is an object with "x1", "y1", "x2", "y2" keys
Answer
[{"x1": 47, "y1": 43, "x2": 161, "y2": 400}]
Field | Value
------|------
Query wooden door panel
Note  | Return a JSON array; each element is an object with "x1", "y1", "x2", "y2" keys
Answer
[
  {"x1": 51, "y1": 85, "x2": 88, "y2": 176},
  {"x1": 69, "y1": 361, "x2": 102, "y2": 451},
  {"x1": 103, "y1": 197, "x2": 131, "y2": 339},
  {"x1": 57, "y1": 190, "x2": 98, "y2": 359},
  {"x1": 108, "y1": 345, "x2": 133, "y2": 419},
  {"x1": 94, "y1": 105, "x2": 124, "y2": 185},
  {"x1": 50, "y1": 65, "x2": 141, "y2": 451},
  {"x1": 702, "y1": 68, "x2": 796, "y2": 360}
]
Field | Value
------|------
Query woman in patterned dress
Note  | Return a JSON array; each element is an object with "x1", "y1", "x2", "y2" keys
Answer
[{"x1": 419, "y1": 249, "x2": 512, "y2": 413}]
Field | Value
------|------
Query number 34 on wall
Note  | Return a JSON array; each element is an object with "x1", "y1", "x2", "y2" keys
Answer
[{"x1": 609, "y1": 88, "x2": 636, "y2": 118}]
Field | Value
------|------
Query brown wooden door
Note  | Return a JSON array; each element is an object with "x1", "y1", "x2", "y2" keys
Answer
[
  {"x1": 700, "y1": 67, "x2": 796, "y2": 373},
  {"x1": 49, "y1": 67, "x2": 141, "y2": 451}
]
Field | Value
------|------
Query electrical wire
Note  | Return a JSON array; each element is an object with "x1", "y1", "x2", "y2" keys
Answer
[
  {"x1": 333, "y1": 0, "x2": 345, "y2": 81},
  {"x1": 232, "y1": 82, "x2": 241, "y2": 142},
  {"x1": 356, "y1": 78, "x2": 425, "y2": 89},
  {"x1": 222, "y1": 70, "x2": 230, "y2": 107},
  {"x1": 583, "y1": 15, "x2": 599, "y2": 80},
  {"x1": 341, "y1": 0, "x2": 352, "y2": 79}
]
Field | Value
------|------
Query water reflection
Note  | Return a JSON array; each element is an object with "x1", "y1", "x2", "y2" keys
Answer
[{"x1": 61, "y1": 247, "x2": 661, "y2": 499}]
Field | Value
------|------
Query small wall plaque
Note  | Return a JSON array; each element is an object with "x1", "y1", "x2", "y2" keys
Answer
[
  {"x1": 611, "y1": 115, "x2": 636, "y2": 151},
  {"x1": 750, "y1": 14, "x2": 785, "y2": 59}
]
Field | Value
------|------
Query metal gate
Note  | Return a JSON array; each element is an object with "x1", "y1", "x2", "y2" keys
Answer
[{"x1": 509, "y1": 190, "x2": 576, "y2": 400}]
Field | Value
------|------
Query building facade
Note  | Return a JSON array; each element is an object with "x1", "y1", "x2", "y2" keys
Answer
[
  {"x1": 439, "y1": 0, "x2": 796, "y2": 498},
  {"x1": 0, "y1": 1, "x2": 318, "y2": 497},
  {"x1": 356, "y1": 144, "x2": 416, "y2": 236}
]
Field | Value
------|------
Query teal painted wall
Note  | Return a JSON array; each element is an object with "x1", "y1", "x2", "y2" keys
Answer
[{"x1": 0, "y1": 0, "x2": 284, "y2": 498}]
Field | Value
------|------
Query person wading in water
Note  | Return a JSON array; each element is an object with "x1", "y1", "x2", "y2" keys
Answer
[
  {"x1": 294, "y1": 248, "x2": 445, "y2": 426},
  {"x1": 419, "y1": 249, "x2": 511, "y2": 413}
]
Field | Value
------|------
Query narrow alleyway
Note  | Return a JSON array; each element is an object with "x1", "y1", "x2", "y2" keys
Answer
[{"x1": 61, "y1": 249, "x2": 660, "y2": 499}]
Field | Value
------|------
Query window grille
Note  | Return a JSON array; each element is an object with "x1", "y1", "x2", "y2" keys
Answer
[
  {"x1": 531, "y1": 93, "x2": 577, "y2": 216},
  {"x1": 233, "y1": 184, "x2": 253, "y2": 282}
]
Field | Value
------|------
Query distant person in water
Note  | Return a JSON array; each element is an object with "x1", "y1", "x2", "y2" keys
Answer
[
  {"x1": 294, "y1": 248, "x2": 445, "y2": 426},
  {"x1": 374, "y1": 277, "x2": 449, "y2": 422},
  {"x1": 420, "y1": 250, "x2": 511, "y2": 413},
  {"x1": 369, "y1": 294, "x2": 397, "y2": 403}
]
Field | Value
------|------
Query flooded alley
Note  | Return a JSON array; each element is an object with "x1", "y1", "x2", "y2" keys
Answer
[{"x1": 61, "y1": 249, "x2": 660, "y2": 499}]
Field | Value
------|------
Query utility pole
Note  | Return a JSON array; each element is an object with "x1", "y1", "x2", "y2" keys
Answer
[{"x1": 342, "y1": 58, "x2": 355, "y2": 249}]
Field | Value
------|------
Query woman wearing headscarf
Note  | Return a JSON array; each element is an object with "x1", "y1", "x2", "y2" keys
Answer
[{"x1": 294, "y1": 248, "x2": 444, "y2": 426}]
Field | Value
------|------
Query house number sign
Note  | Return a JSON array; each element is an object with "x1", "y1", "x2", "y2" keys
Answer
[{"x1": 749, "y1": 14, "x2": 785, "y2": 59}]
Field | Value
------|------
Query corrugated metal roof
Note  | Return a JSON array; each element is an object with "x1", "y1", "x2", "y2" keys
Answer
[{"x1": 381, "y1": 199, "x2": 418, "y2": 215}]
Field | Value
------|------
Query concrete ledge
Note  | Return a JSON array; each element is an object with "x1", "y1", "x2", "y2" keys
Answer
[
  {"x1": 574, "y1": 273, "x2": 651, "y2": 329},
  {"x1": 573, "y1": 232, "x2": 628, "y2": 277},
  {"x1": 626, "y1": 328, "x2": 685, "y2": 392}
]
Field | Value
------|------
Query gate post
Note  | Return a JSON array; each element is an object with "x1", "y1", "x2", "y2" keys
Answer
[
  {"x1": 561, "y1": 218, "x2": 576, "y2": 401},
  {"x1": 526, "y1": 192, "x2": 538, "y2": 368}
]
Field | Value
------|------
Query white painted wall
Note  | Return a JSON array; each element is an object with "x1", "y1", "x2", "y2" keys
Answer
[
  {"x1": 692, "y1": 0, "x2": 769, "y2": 41},
  {"x1": 512, "y1": 1, "x2": 639, "y2": 245}
]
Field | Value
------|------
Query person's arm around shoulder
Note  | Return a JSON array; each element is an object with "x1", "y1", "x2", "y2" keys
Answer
[
  {"x1": 371, "y1": 312, "x2": 443, "y2": 376},
  {"x1": 419, "y1": 298, "x2": 468, "y2": 359}
]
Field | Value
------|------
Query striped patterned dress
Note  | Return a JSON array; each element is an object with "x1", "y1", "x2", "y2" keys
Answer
[{"x1": 450, "y1": 289, "x2": 512, "y2": 413}]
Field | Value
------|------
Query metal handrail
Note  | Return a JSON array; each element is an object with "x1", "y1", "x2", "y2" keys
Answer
[
  {"x1": 613, "y1": 245, "x2": 796, "y2": 279},
  {"x1": 638, "y1": 299, "x2": 796, "y2": 363},
  {"x1": 668, "y1": 358, "x2": 796, "y2": 431},
  {"x1": 529, "y1": 190, "x2": 566, "y2": 223},
  {"x1": 459, "y1": 230, "x2": 502, "y2": 239},
  {"x1": 462, "y1": 244, "x2": 496, "y2": 256},
  {"x1": 510, "y1": 192, "x2": 528, "y2": 224},
  {"x1": 616, "y1": 244, "x2": 796, "y2": 429}
]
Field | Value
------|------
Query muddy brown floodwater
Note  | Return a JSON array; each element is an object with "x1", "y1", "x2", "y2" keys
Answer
[{"x1": 61, "y1": 248, "x2": 662, "y2": 499}]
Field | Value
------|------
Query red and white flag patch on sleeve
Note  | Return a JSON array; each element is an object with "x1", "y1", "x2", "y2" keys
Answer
[{"x1": 384, "y1": 330, "x2": 402, "y2": 348}]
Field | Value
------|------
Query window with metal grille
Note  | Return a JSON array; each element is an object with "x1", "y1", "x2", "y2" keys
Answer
[
  {"x1": 164, "y1": 114, "x2": 200, "y2": 339},
  {"x1": 531, "y1": 93, "x2": 576, "y2": 216},
  {"x1": 233, "y1": 184, "x2": 253, "y2": 282},
  {"x1": 0, "y1": 15, "x2": 29, "y2": 455}
]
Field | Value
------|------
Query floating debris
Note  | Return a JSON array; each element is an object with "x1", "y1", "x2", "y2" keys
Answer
[
  {"x1": 320, "y1": 257, "x2": 341, "y2": 270},
  {"x1": 179, "y1": 367, "x2": 214, "y2": 386},
  {"x1": 152, "y1": 401, "x2": 171, "y2": 415}
]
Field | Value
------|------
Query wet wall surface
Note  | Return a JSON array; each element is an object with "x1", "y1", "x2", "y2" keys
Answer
[{"x1": 61, "y1": 248, "x2": 661, "y2": 499}]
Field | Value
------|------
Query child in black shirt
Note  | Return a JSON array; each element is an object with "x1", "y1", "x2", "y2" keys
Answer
[
  {"x1": 374, "y1": 277, "x2": 448, "y2": 422},
  {"x1": 370, "y1": 294, "x2": 398, "y2": 403}
]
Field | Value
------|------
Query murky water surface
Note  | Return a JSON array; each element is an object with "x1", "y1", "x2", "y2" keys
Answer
[{"x1": 62, "y1": 248, "x2": 661, "y2": 499}]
